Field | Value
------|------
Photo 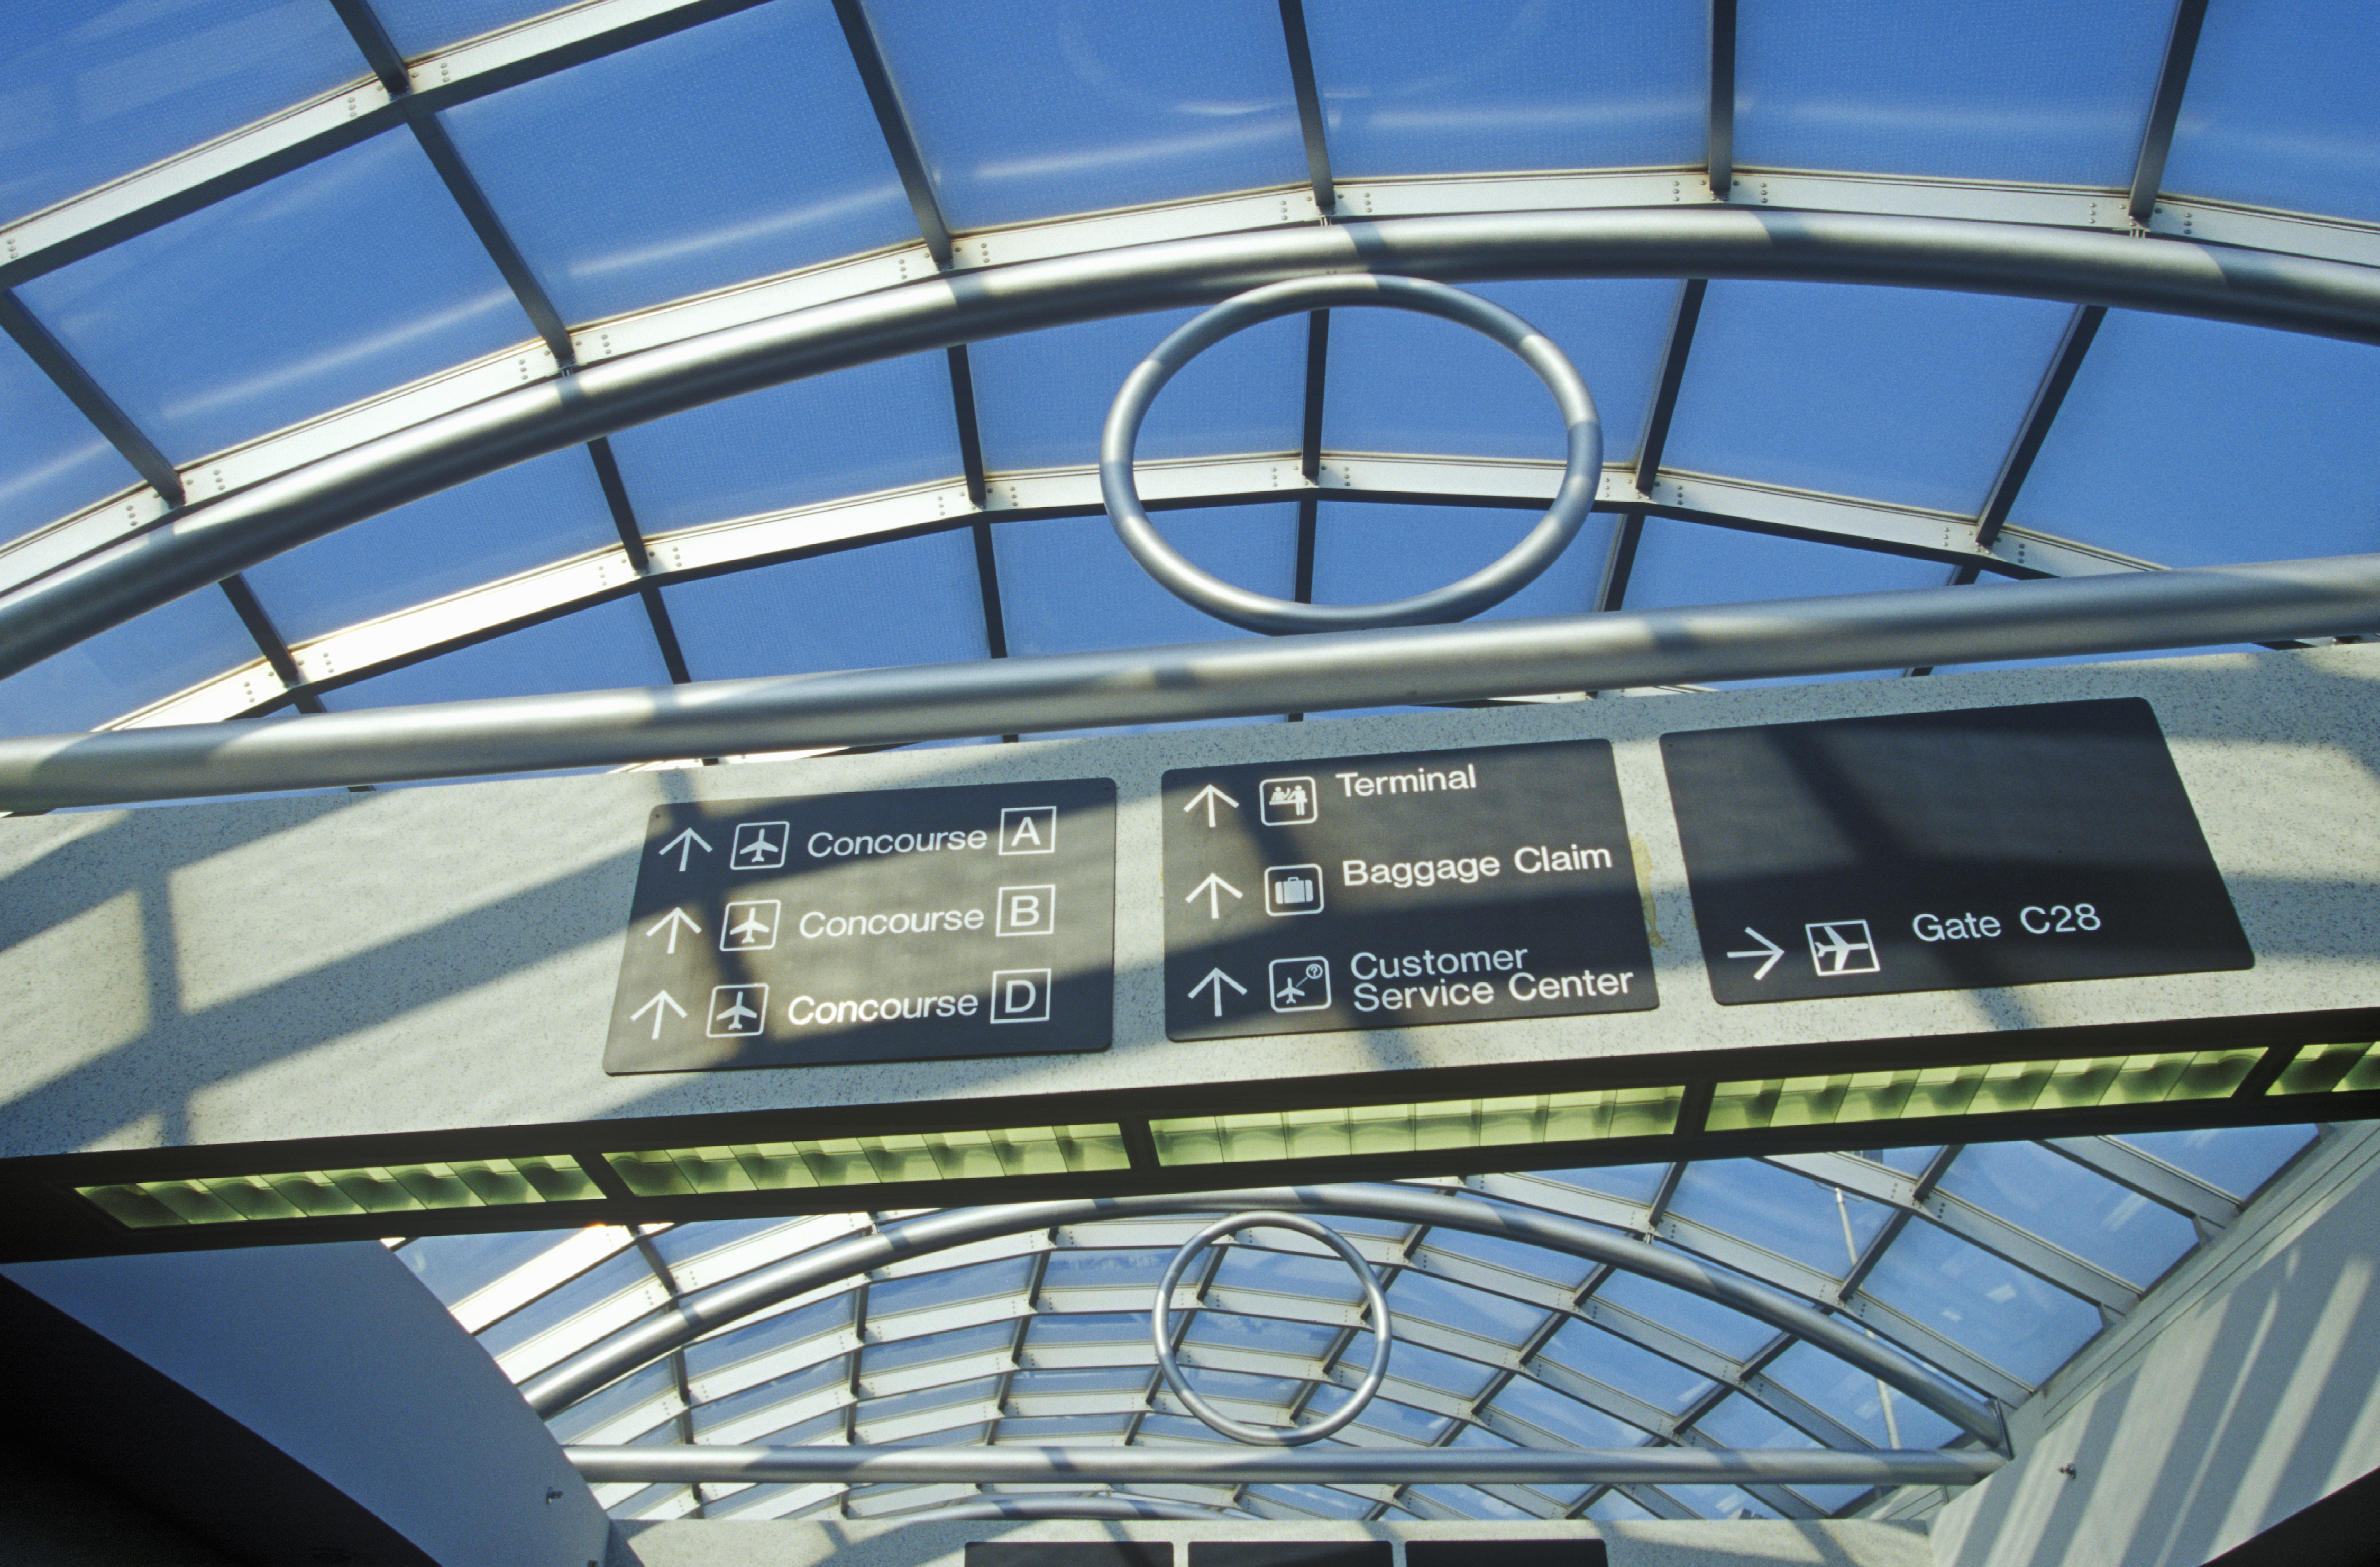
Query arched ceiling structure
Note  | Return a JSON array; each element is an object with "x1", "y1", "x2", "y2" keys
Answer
[{"x1": 3, "y1": 0, "x2": 2378, "y2": 752}]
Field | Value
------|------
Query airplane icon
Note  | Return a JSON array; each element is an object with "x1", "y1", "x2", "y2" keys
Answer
[
  {"x1": 707, "y1": 983, "x2": 769, "y2": 1037},
  {"x1": 731, "y1": 821, "x2": 789, "y2": 870},
  {"x1": 720, "y1": 899, "x2": 781, "y2": 951},
  {"x1": 1805, "y1": 919, "x2": 1880, "y2": 977}
]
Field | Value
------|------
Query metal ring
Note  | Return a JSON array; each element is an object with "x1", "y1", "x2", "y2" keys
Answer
[
  {"x1": 1150, "y1": 1210, "x2": 1393, "y2": 1446},
  {"x1": 1101, "y1": 273, "x2": 1603, "y2": 635}
]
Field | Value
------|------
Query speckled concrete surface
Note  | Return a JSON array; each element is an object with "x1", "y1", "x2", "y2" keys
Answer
[{"x1": 2, "y1": 645, "x2": 2375, "y2": 1158}]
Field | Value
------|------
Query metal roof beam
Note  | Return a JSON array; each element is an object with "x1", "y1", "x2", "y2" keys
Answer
[
  {"x1": 1707, "y1": 0, "x2": 1737, "y2": 201},
  {"x1": 830, "y1": 0, "x2": 953, "y2": 266},
  {"x1": 0, "y1": 291, "x2": 184, "y2": 509},
  {"x1": 1276, "y1": 0, "x2": 1338, "y2": 217},
  {"x1": 2129, "y1": 0, "x2": 2212, "y2": 229}
]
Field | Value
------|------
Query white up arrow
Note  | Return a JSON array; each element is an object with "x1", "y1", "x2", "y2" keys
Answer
[
  {"x1": 643, "y1": 907, "x2": 702, "y2": 953},
  {"x1": 1185, "y1": 872, "x2": 1243, "y2": 920},
  {"x1": 1725, "y1": 927, "x2": 1786, "y2": 981},
  {"x1": 1187, "y1": 967, "x2": 1247, "y2": 1018},
  {"x1": 629, "y1": 990, "x2": 688, "y2": 1038},
  {"x1": 1182, "y1": 782, "x2": 1239, "y2": 828},
  {"x1": 658, "y1": 827, "x2": 713, "y2": 872}
]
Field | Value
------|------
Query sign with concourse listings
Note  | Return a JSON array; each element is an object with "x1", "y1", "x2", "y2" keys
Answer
[
  {"x1": 1160, "y1": 740, "x2": 1659, "y2": 1041},
  {"x1": 1663, "y1": 698, "x2": 2254, "y2": 1005},
  {"x1": 606, "y1": 778, "x2": 1116, "y2": 1071}
]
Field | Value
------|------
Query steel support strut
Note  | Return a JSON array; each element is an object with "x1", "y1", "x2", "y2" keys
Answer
[
  {"x1": 6, "y1": 208, "x2": 2380, "y2": 684},
  {"x1": 1, "y1": 553, "x2": 2375, "y2": 808}
]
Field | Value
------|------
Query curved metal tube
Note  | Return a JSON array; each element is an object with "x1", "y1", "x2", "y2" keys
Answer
[
  {"x1": 885, "y1": 1495, "x2": 1262, "y2": 1523},
  {"x1": 564, "y1": 1443, "x2": 2007, "y2": 1489},
  {"x1": 5, "y1": 552, "x2": 2377, "y2": 808},
  {"x1": 517, "y1": 1185, "x2": 2006, "y2": 1450},
  {"x1": 1102, "y1": 275, "x2": 1600, "y2": 631},
  {"x1": 6, "y1": 207, "x2": 2380, "y2": 681}
]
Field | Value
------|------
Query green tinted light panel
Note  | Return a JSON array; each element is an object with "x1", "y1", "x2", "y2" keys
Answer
[
  {"x1": 2273, "y1": 1041, "x2": 2380, "y2": 1096},
  {"x1": 1151, "y1": 1087, "x2": 1682, "y2": 1167},
  {"x1": 606, "y1": 1124, "x2": 1129, "y2": 1197},
  {"x1": 79, "y1": 1155, "x2": 598, "y2": 1230},
  {"x1": 1708, "y1": 1048, "x2": 2264, "y2": 1133}
]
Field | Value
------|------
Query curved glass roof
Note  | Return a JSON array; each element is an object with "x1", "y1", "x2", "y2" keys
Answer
[
  {"x1": 394, "y1": 1126, "x2": 2324, "y2": 1524},
  {"x1": 4, "y1": 0, "x2": 2378, "y2": 744}
]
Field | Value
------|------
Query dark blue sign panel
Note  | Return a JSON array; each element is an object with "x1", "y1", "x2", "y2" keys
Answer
[
  {"x1": 607, "y1": 778, "x2": 1115, "y2": 1071},
  {"x1": 1661, "y1": 698, "x2": 2253, "y2": 1005},
  {"x1": 1161, "y1": 741, "x2": 1657, "y2": 1041}
]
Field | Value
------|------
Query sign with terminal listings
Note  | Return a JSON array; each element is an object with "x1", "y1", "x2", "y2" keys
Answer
[
  {"x1": 1161, "y1": 741, "x2": 1657, "y2": 1041},
  {"x1": 606, "y1": 779, "x2": 1116, "y2": 1072},
  {"x1": 1662, "y1": 698, "x2": 2253, "y2": 1006}
]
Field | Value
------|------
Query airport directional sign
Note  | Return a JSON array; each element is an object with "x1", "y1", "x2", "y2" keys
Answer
[
  {"x1": 1662, "y1": 698, "x2": 2254, "y2": 1005},
  {"x1": 1160, "y1": 741, "x2": 1659, "y2": 1041},
  {"x1": 606, "y1": 778, "x2": 1116, "y2": 1072}
]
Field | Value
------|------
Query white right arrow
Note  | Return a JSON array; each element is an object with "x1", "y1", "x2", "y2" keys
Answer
[
  {"x1": 1725, "y1": 927, "x2": 1786, "y2": 981},
  {"x1": 629, "y1": 990, "x2": 688, "y2": 1038},
  {"x1": 1185, "y1": 872, "x2": 1243, "y2": 920},
  {"x1": 1187, "y1": 967, "x2": 1247, "y2": 1017},
  {"x1": 643, "y1": 907, "x2": 702, "y2": 953}
]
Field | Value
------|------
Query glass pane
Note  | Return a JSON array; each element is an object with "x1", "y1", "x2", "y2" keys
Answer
[
  {"x1": 992, "y1": 503, "x2": 1297, "y2": 657},
  {"x1": 860, "y1": 0, "x2": 1307, "y2": 230},
  {"x1": 1663, "y1": 281, "x2": 2074, "y2": 514},
  {"x1": 1538, "y1": 1318, "x2": 1716, "y2": 1415},
  {"x1": 1310, "y1": 503, "x2": 1617, "y2": 622},
  {"x1": 1936, "y1": 1141, "x2": 2197, "y2": 1288},
  {"x1": 1026, "y1": 1311, "x2": 1143, "y2": 1345},
  {"x1": 2161, "y1": 0, "x2": 2380, "y2": 224},
  {"x1": 660, "y1": 530, "x2": 988, "y2": 681},
  {"x1": 546, "y1": 1360, "x2": 675, "y2": 1444},
  {"x1": 1210, "y1": 1245, "x2": 1365, "y2": 1304},
  {"x1": 1349, "y1": 1395, "x2": 1449, "y2": 1445},
  {"x1": 376, "y1": 0, "x2": 564, "y2": 56},
  {"x1": 1182, "y1": 1310, "x2": 1339, "y2": 1359},
  {"x1": 1423, "y1": 1228, "x2": 1594, "y2": 1292},
  {"x1": 1388, "y1": 1270, "x2": 1548, "y2": 1343},
  {"x1": 1619, "y1": 521, "x2": 1944, "y2": 613},
  {"x1": 1303, "y1": 0, "x2": 1703, "y2": 177},
  {"x1": 1734, "y1": 0, "x2": 2174, "y2": 186},
  {"x1": 1762, "y1": 1339, "x2": 1958, "y2": 1450},
  {"x1": 1859, "y1": 1216, "x2": 2100, "y2": 1386},
  {"x1": 0, "y1": 587, "x2": 253, "y2": 736},
  {"x1": 1662, "y1": 1483, "x2": 1777, "y2": 1520},
  {"x1": 1381, "y1": 1340, "x2": 1498, "y2": 1402},
  {"x1": 317, "y1": 596, "x2": 670, "y2": 710},
  {"x1": 2103, "y1": 1125, "x2": 2317, "y2": 1200},
  {"x1": 1667, "y1": 1159, "x2": 1887, "y2": 1279},
  {"x1": 691, "y1": 1355, "x2": 846, "y2": 1432},
  {"x1": 2009, "y1": 310, "x2": 2380, "y2": 566},
  {"x1": 862, "y1": 1319, "x2": 1014, "y2": 1375},
  {"x1": 1529, "y1": 1164, "x2": 1673, "y2": 1207},
  {"x1": 868, "y1": 1255, "x2": 1031, "y2": 1317},
  {"x1": 606, "y1": 354, "x2": 962, "y2": 534},
  {"x1": 1249, "y1": 1483, "x2": 1374, "y2": 1519},
  {"x1": 1590, "y1": 1271, "x2": 1771, "y2": 1361},
  {"x1": 1491, "y1": 1374, "x2": 1641, "y2": 1447},
  {"x1": 247, "y1": 447, "x2": 619, "y2": 643},
  {"x1": 683, "y1": 1292, "x2": 853, "y2": 1379},
  {"x1": 1322, "y1": 279, "x2": 1679, "y2": 466},
  {"x1": 477, "y1": 1245, "x2": 654, "y2": 1361},
  {"x1": 0, "y1": 333, "x2": 139, "y2": 546},
  {"x1": 399, "y1": 1227, "x2": 584, "y2": 1307},
  {"x1": 16, "y1": 130, "x2": 527, "y2": 463},
  {"x1": 440, "y1": 2, "x2": 918, "y2": 323},
  {"x1": 0, "y1": 0, "x2": 366, "y2": 227},
  {"x1": 1041, "y1": 1247, "x2": 1172, "y2": 1289},
  {"x1": 971, "y1": 308, "x2": 1303, "y2": 475}
]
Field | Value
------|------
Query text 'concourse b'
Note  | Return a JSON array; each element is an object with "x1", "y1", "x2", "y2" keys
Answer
[
  {"x1": 607, "y1": 779, "x2": 1116, "y2": 1071},
  {"x1": 1160, "y1": 741, "x2": 1658, "y2": 1041},
  {"x1": 1662, "y1": 699, "x2": 2253, "y2": 1006}
]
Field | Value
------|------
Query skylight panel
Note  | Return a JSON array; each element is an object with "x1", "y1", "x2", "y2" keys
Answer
[
  {"x1": 0, "y1": 333, "x2": 140, "y2": 550},
  {"x1": 658, "y1": 529, "x2": 988, "y2": 679},
  {"x1": 1856, "y1": 1217, "x2": 2100, "y2": 1387},
  {"x1": 992, "y1": 504, "x2": 1297, "y2": 658},
  {"x1": 2161, "y1": 0, "x2": 2380, "y2": 224},
  {"x1": 1321, "y1": 279, "x2": 1676, "y2": 468},
  {"x1": 316, "y1": 596, "x2": 671, "y2": 709},
  {"x1": 244, "y1": 446, "x2": 620, "y2": 643},
  {"x1": 14, "y1": 130, "x2": 528, "y2": 464},
  {"x1": 1537, "y1": 1320, "x2": 1716, "y2": 1416},
  {"x1": 1209, "y1": 1244, "x2": 1367, "y2": 1303},
  {"x1": 0, "y1": 0, "x2": 367, "y2": 228},
  {"x1": 858, "y1": 0, "x2": 1307, "y2": 231},
  {"x1": 395, "y1": 1225, "x2": 604, "y2": 1311},
  {"x1": 437, "y1": 2, "x2": 918, "y2": 324},
  {"x1": 1590, "y1": 1272, "x2": 1770, "y2": 1361},
  {"x1": 0, "y1": 587, "x2": 253, "y2": 737},
  {"x1": 1313, "y1": 499, "x2": 1616, "y2": 619},
  {"x1": 1667, "y1": 1159, "x2": 1887, "y2": 1281},
  {"x1": 1301, "y1": 0, "x2": 1702, "y2": 178},
  {"x1": 2008, "y1": 310, "x2": 2380, "y2": 567},
  {"x1": 969, "y1": 309, "x2": 1303, "y2": 475},
  {"x1": 1761, "y1": 1339, "x2": 1958, "y2": 1450},
  {"x1": 1733, "y1": 0, "x2": 2175, "y2": 187},
  {"x1": 1662, "y1": 281, "x2": 2073, "y2": 516},
  {"x1": 1618, "y1": 522, "x2": 1943, "y2": 613},
  {"x1": 607, "y1": 354, "x2": 962, "y2": 534},
  {"x1": 1934, "y1": 1141, "x2": 2196, "y2": 1288},
  {"x1": 2106, "y1": 1124, "x2": 2317, "y2": 1201},
  {"x1": 1490, "y1": 1374, "x2": 1642, "y2": 1449},
  {"x1": 373, "y1": 0, "x2": 573, "y2": 57}
]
